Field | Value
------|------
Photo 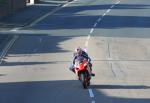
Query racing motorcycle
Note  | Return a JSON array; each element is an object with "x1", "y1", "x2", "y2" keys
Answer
[{"x1": 74, "y1": 57, "x2": 91, "y2": 89}]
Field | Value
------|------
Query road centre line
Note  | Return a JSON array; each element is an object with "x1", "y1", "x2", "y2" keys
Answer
[
  {"x1": 92, "y1": 101, "x2": 96, "y2": 103},
  {"x1": 85, "y1": 0, "x2": 121, "y2": 102},
  {"x1": 93, "y1": 23, "x2": 97, "y2": 28},
  {"x1": 88, "y1": 89, "x2": 94, "y2": 98},
  {"x1": 90, "y1": 28, "x2": 94, "y2": 34},
  {"x1": 116, "y1": 0, "x2": 120, "y2": 4},
  {"x1": 97, "y1": 18, "x2": 102, "y2": 22},
  {"x1": 87, "y1": 35, "x2": 91, "y2": 40},
  {"x1": 106, "y1": 9, "x2": 111, "y2": 13},
  {"x1": 110, "y1": 5, "x2": 115, "y2": 8},
  {"x1": 102, "y1": 12, "x2": 106, "y2": 17}
]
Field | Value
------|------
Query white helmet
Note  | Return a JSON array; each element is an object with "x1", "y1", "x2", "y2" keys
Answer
[{"x1": 75, "y1": 47, "x2": 82, "y2": 56}]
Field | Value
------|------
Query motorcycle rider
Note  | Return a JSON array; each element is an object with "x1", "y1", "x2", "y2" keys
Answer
[{"x1": 70, "y1": 47, "x2": 95, "y2": 76}]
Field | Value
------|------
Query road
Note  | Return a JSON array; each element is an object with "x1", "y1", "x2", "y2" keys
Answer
[{"x1": 0, "y1": 0, "x2": 150, "y2": 103}]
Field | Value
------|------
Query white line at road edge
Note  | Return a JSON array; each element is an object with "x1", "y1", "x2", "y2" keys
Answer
[
  {"x1": 63, "y1": 0, "x2": 78, "y2": 7},
  {"x1": 0, "y1": 35, "x2": 18, "y2": 64},
  {"x1": 30, "y1": 0, "x2": 78, "y2": 26},
  {"x1": 90, "y1": 28, "x2": 94, "y2": 34},
  {"x1": 88, "y1": 89, "x2": 94, "y2": 98}
]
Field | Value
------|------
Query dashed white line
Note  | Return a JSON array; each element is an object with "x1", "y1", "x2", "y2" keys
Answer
[
  {"x1": 97, "y1": 18, "x2": 102, "y2": 22},
  {"x1": 84, "y1": 1, "x2": 121, "y2": 103},
  {"x1": 90, "y1": 28, "x2": 94, "y2": 34},
  {"x1": 92, "y1": 101, "x2": 96, "y2": 103},
  {"x1": 62, "y1": 3, "x2": 69, "y2": 7},
  {"x1": 93, "y1": 23, "x2": 97, "y2": 28},
  {"x1": 116, "y1": 0, "x2": 120, "y2": 4},
  {"x1": 87, "y1": 35, "x2": 91, "y2": 40},
  {"x1": 102, "y1": 13, "x2": 106, "y2": 17},
  {"x1": 110, "y1": 5, "x2": 115, "y2": 8},
  {"x1": 106, "y1": 9, "x2": 111, "y2": 13},
  {"x1": 88, "y1": 89, "x2": 94, "y2": 98}
]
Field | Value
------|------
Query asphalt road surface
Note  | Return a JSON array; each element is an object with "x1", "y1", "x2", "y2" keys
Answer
[{"x1": 0, "y1": 0, "x2": 150, "y2": 103}]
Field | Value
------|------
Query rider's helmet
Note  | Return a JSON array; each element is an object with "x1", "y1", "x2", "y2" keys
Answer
[{"x1": 75, "y1": 47, "x2": 82, "y2": 56}]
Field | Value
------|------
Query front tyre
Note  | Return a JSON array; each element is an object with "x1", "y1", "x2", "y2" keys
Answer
[{"x1": 80, "y1": 73, "x2": 87, "y2": 89}]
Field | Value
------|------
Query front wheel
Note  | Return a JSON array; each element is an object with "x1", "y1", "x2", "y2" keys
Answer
[{"x1": 80, "y1": 73, "x2": 88, "y2": 89}]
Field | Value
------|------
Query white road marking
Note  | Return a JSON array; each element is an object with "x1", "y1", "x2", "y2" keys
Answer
[
  {"x1": 63, "y1": 3, "x2": 69, "y2": 7},
  {"x1": 110, "y1": 5, "x2": 115, "y2": 8},
  {"x1": 88, "y1": 89, "x2": 94, "y2": 98},
  {"x1": 102, "y1": 13, "x2": 106, "y2": 17},
  {"x1": 92, "y1": 101, "x2": 96, "y2": 103},
  {"x1": 90, "y1": 28, "x2": 94, "y2": 34},
  {"x1": 0, "y1": 36, "x2": 18, "y2": 64},
  {"x1": 116, "y1": 0, "x2": 120, "y2": 4},
  {"x1": 30, "y1": 5, "x2": 61, "y2": 26},
  {"x1": 87, "y1": 35, "x2": 91, "y2": 40},
  {"x1": 84, "y1": 1, "x2": 121, "y2": 103},
  {"x1": 30, "y1": 0, "x2": 78, "y2": 26},
  {"x1": 97, "y1": 18, "x2": 102, "y2": 22},
  {"x1": 63, "y1": 0, "x2": 78, "y2": 7},
  {"x1": 93, "y1": 23, "x2": 97, "y2": 28},
  {"x1": 106, "y1": 9, "x2": 111, "y2": 13}
]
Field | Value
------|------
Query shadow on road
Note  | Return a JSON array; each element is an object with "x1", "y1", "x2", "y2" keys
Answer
[
  {"x1": 24, "y1": 4, "x2": 150, "y2": 30},
  {"x1": 0, "y1": 1, "x2": 61, "y2": 28},
  {"x1": 0, "y1": 80, "x2": 149, "y2": 103},
  {"x1": 8, "y1": 35, "x2": 72, "y2": 54},
  {"x1": 90, "y1": 84, "x2": 150, "y2": 89},
  {"x1": 1, "y1": 61, "x2": 55, "y2": 66}
]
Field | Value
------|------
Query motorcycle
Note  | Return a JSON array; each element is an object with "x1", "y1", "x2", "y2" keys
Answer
[{"x1": 74, "y1": 57, "x2": 91, "y2": 89}]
